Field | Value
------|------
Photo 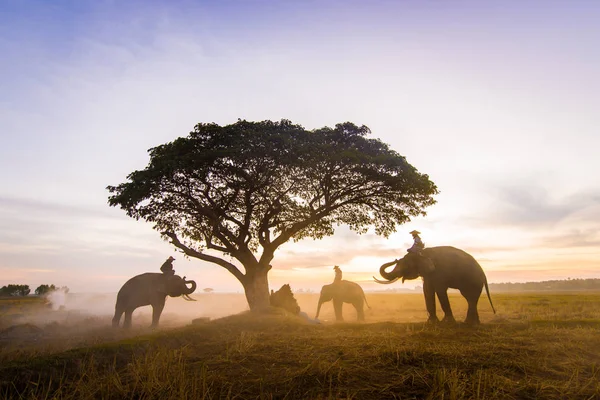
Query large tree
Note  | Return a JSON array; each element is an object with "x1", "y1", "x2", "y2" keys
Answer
[{"x1": 107, "y1": 119, "x2": 438, "y2": 311}]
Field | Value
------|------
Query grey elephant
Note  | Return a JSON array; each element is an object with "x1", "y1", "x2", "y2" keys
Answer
[
  {"x1": 112, "y1": 273, "x2": 197, "y2": 328},
  {"x1": 315, "y1": 280, "x2": 370, "y2": 322},
  {"x1": 373, "y1": 246, "x2": 496, "y2": 324}
]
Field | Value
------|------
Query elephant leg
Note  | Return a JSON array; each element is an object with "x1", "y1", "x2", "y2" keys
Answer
[
  {"x1": 151, "y1": 298, "x2": 166, "y2": 328},
  {"x1": 436, "y1": 290, "x2": 455, "y2": 323},
  {"x1": 354, "y1": 301, "x2": 365, "y2": 321},
  {"x1": 423, "y1": 280, "x2": 438, "y2": 323},
  {"x1": 462, "y1": 289, "x2": 482, "y2": 325},
  {"x1": 112, "y1": 306, "x2": 124, "y2": 328},
  {"x1": 333, "y1": 299, "x2": 344, "y2": 321},
  {"x1": 123, "y1": 309, "x2": 133, "y2": 329}
]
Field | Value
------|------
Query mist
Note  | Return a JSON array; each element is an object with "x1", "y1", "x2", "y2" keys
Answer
[{"x1": 34, "y1": 292, "x2": 253, "y2": 327}]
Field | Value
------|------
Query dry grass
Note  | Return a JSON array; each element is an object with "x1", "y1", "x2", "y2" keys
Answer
[{"x1": 1, "y1": 292, "x2": 600, "y2": 399}]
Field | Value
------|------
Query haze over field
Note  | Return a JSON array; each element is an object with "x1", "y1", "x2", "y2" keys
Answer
[{"x1": 1, "y1": 1, "x2": 599, "y2": 293}]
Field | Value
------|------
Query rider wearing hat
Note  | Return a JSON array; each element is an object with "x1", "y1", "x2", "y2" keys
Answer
[
  {"x1": 407, "y1": 230, "x2": 425, "y2": 254},
  {"x1": 160, "y1": 256, "x2": 176, "y2": 276},
  {"x1": 333, "y1": 265, "x2": 342, "y2": 283}
]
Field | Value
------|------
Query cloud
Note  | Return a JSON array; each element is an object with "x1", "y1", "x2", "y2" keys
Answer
[
  {"x1": 88, "y1": 274, "x2": 132, "y2": 281},
  {"x1": 0, "y1": 267, "x2": 55, "y2": 283},
  {"x1": 0, "y1": 195, "x2": 162, "y2": 251},
  {"x1": 0, "y1": 196, "x2": 117, "y2": 219},
  {"x1": 537, "y1": 229, "x2": 600, "y2": 249},
  {"x1": 272, "y1": 226, "x2": 401, "y2": 270},
  {"x1": 0, "y1": 195, "x2": 181, "y2": 291},
  {"x1": 462, "y1": 180, "x2": 600, "y2": 229}
]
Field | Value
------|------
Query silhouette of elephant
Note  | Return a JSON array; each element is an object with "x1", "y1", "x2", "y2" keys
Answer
[
  {"x1": 315, "y1": 280, "x2": 370, "y2": 322},
  {"x1": 374, "y1": 246, "x2": 495, "y2": 324},
  {"x1": 112, "y1": 273, "x2": 197, "y2": 328}
]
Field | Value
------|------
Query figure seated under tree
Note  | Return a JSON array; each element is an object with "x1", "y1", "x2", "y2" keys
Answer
[{"x1": 269, "y1": 284, "x2": 319, "y2": 324}]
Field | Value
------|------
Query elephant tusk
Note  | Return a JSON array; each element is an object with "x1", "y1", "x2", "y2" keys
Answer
[
  {"x1": 373, "y1": 276, "x2": 400, "y2": 285},
  {"x1": 182, "y1": 294, "x2": 197, "y2": 301}
]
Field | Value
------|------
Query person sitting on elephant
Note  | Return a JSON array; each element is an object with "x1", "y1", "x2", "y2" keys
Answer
[
  {"x1": 407, "y1": 230, "x2": 425, "y2": 254},
  {"x1": 333, "y1": 265, "x2": 342, "y2": 283},
  {"x1": 160, "y1": 256, "x2": 176, "y2": 276}
]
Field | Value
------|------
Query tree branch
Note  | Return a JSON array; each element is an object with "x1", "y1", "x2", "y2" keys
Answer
[{"x1": 163, "y1": 231, "x2": 246, "y2": 283}]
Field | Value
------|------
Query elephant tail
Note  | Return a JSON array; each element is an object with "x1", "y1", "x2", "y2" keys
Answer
[
  {"x1": 363, "y1": 292, "x2": 371, "y2": 309},
  {"x1": 484, "y1": 279, "x2": 496, "y2": 314}
]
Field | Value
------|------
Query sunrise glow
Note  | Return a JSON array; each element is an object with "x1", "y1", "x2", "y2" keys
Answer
[{"x1": 1, "y1": 1, "x2": 599, "y2": 294}]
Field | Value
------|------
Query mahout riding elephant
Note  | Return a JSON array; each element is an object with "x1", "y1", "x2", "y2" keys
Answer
[
  {"x1": 315, "y1": 280, "x2": 370, "y2": 322},
  {"x1": 112, "y1": 273, "x2": 197, "y2": 328},
  {"x1": 373, "y1": 246, "x2": 496, "y2": 324}
]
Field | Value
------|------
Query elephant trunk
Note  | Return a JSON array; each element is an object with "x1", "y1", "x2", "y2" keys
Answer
[
  {"x1": 315, "y1": 296, "x2": 324, "y2": 319},
  {"x1": 182, "y1": 279, "x2": 197, "y2": 301},
  {"x1": 373, "y1": 260, "x2": 401, "y2": 284}
]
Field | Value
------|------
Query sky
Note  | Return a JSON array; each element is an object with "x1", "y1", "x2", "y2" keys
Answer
[{"x1": 1, "y1": 0, "x2": 599, "y2": 294}]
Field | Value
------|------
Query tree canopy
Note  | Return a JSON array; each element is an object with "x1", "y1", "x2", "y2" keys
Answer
[
  {"x1": 35, "y1": 284, "x2": 69, "y2": 296},
  {"x1": 0, "y1": 284, "x2": 30, "y2": 296},
  {"x1": 35, "y1": 284, "x2": 56, "y2": 296},
  {"x1": 107, "y1": 119, "x2": 438, "y2": 310}
]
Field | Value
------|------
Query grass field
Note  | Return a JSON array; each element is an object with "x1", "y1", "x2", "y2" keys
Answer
[{"x1": 1, "y1": 291, "x2": 600, "y2": 399}]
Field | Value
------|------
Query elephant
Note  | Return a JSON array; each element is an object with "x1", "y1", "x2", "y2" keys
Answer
[
  {"x1": 112, "y1": 273, "x2": 197, "y2": 328},
  {"x1": 373, "y1": 246, "x2": 496, "y2": 324},
  {"x1": 315, "y1": 280, "x2": 370, "y2": 322}
]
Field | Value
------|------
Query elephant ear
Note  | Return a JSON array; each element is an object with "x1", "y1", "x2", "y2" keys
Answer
[
  {"x1": 156, "y1": 275, "x2": 176, "y2": 295},
  {"x1": 165, "y1": 275, "x2": 185, "y2": 296},
  {"x1": 417, "y1": 256, "x2": 436, "y2": 276},
  {"x1": 156, "y1": 282, "x2": 168, "y2": 294}
]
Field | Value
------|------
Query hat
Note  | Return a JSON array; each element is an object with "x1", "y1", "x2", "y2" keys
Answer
[
  {"x1": 410, "y1": 230, "x2": 421, "y2": 235},
  {"x1": 167, "y1": 256, "x2": 176, "y2": 261},
  {"x1": 333, "y1": 265, "x2": 340, "y2": 270}
]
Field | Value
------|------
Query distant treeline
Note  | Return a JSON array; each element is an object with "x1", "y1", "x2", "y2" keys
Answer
[
  {"x1": 0, "y1": 284, "x2": 31, "y2": 297},
  {"x1": 0, "y1": 284, "x2": 70, "y2": 297},
  {"x1": 489, "y1": 278, "x2": 600, "y2": 292}
]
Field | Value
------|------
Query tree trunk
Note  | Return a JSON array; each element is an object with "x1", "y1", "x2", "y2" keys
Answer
[{"x1": 243, "y1": 267, "x2": 271, "y2": 312}]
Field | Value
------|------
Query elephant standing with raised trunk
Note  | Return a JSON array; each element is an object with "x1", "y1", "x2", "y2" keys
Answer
[
  {"x1": 374, "y1": 246, "x2": 495, "y2": 324},
  {"x1": 315, "y1": 280, "x2": 370, "y2": 322},
  {"x1": 113, "y1": 273, "x2": 197, "y2": 328}
]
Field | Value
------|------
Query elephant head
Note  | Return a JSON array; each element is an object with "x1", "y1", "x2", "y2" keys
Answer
[
  {"x1": 373, "y1": 252, "x2": 435, "y2": 284},
  {"x1": 160, "y1": 274, "x2": 197, "y2": 301},
  {"x1": 315, "y1": 284, "x2": 336, "y2": 319}
]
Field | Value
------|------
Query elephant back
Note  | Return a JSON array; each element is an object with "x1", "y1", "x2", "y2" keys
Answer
[
  {"x1": 117, "y1": 272, "x2": 170, "y2": 294},
  {"x1": 424, "y1": 246, "x2": 488, "y2": 285},
  {"x1": 338, "y1": 280, "x2": 364, "y2": 302}
]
